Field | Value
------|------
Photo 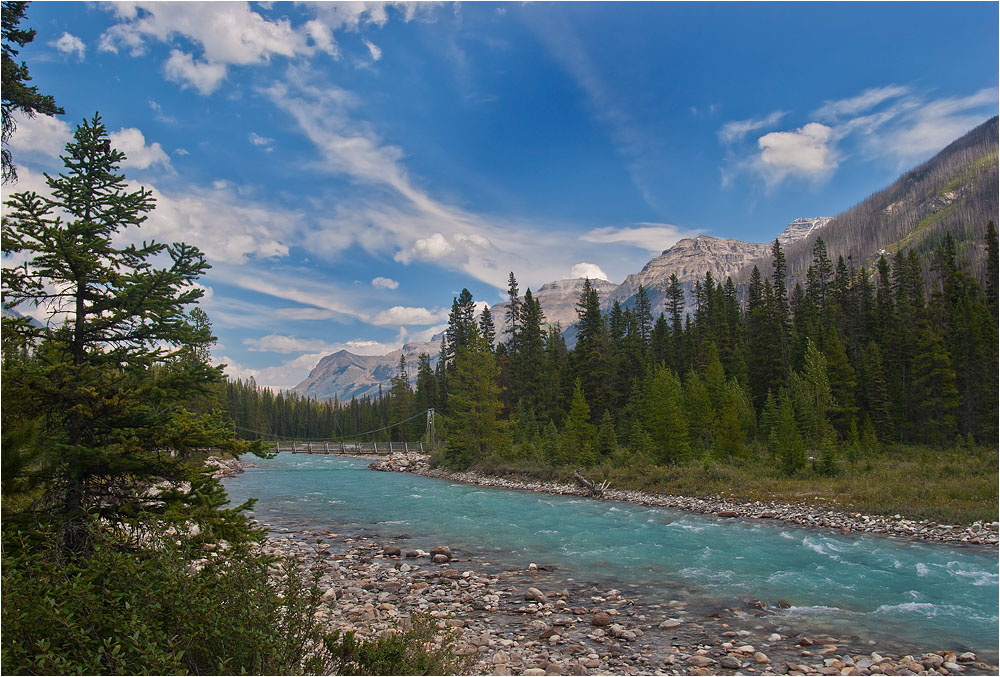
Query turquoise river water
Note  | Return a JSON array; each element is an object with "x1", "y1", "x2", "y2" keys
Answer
[{"x1": 223, "y1": 454, "x2": 998, "y2": 660}]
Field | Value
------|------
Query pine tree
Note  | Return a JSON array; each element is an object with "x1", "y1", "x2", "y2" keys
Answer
[
  {"x1": 574, "y1": 278, "x2": 611, "y2": 418},
  {"x1": 771, "y1": 392, "x2": 805, "y2": 475},
  {"x1": 445, "y1": 323, "x2": 505, "y2": 468},
  {"x1": 910, "y1": 325, "x2": 960, "y2": 444},
  {"x1": 2, "y1": 115, "x2": 251, "y2": 552},
  {"x1": 504, "y1": 271, "x2": 521, "y2": 348},
  {"x1": 479, "y1": 304, "x2": 496, "y2": 348},
  {"x1": 823, "y1": 327, "x2": 858, "y2": 436},
  {"x1": 642, "y1": 365, "x2": 689, "y2": 464},
  {"x1": 715, "y1": 382, "x2": 746, "y2": 459},
  {"x1": 596, "y1": 409, "x2": 618, "y2": 457},
  {"x1": 563, "y1": 379, "x2": 597, "y2": 466},
  {"x1": 388, "y1": 354, "x2": 413, "y2": 441}
]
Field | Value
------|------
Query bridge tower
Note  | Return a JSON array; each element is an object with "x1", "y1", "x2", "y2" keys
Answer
[{"x1": 425, "y1": 408, "x2": 437, "y2": 449}]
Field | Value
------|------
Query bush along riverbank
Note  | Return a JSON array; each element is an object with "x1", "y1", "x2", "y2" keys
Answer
[
  {"x1": 368, "y1": 450, "x2": 998, "y2": 548},
  {"x1": 259, "y1": 517, "x2": 998, "y2": 676}
]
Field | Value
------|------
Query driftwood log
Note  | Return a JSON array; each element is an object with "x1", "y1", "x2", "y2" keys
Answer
[{"x1": 573, "y1": 469, "x2": 610, "y2": 497}]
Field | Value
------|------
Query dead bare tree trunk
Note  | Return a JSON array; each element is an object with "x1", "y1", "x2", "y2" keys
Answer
[{"x1": 573, "y1": 469, "x2": 610, "y2": 497}]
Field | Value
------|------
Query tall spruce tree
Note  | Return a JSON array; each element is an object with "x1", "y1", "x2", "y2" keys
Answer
[{"x1": 2, "y1": 114, "x2": 251, "y2": 551}]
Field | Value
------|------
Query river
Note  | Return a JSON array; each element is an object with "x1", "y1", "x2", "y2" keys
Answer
[{"x1": 222, "y1": 453, "x2": 999, "y2": 662}]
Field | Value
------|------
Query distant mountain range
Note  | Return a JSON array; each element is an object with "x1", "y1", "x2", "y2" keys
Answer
[{"x1": 293, "y1": 117, "x2": 998, "y2": 402}]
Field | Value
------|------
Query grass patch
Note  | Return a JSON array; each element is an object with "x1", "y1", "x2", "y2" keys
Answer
[{"x1": 467, "y1": 445, "x2": 998, "y2": 526}]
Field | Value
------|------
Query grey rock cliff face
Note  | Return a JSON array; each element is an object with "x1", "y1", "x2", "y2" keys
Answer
[
  {"x1": 292, "y1": 340, "x2": 438, "y2": 401},
  {"x1": 490, "y1": 277, "x2": 618, "y2": 334},
  {"x1": 606, "y1": 236, "x2": 771, "y2": 307},
  {"x1": 775, "y1": 217, "x2": 833, "y2": 246},
  {"x1": 292, "y1": 218, "x2": 829, "y2": 401}
]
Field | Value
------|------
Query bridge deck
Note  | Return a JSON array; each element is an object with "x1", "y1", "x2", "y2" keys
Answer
[{"x1": 271, "y1": 441, "x2": 421, "y2": 455}]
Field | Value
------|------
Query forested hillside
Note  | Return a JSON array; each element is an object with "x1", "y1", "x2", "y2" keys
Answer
[{"x1": 745, "y1": 116, "x2": 998, "y2": 288}]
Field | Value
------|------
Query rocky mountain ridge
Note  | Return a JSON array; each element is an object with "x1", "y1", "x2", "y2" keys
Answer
[{"x1": 293, "y1": 217, "x2": 826, "y2": 400}]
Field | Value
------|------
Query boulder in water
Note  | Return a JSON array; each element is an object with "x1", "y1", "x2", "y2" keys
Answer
[
  {"x1": 525, "y1": 587, "x2": 547, "y2": 603},
  {"x1": 429, "y1": 545, "x2": 452, "y2": 560}
]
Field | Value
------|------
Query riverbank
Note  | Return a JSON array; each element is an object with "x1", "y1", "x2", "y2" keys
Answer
[
  {"x1": 260, "y1": 519, "x2": 996, "y2": 676},
  {"x1": 365, "y1": 451, "x2": 998, "y2": 548}
]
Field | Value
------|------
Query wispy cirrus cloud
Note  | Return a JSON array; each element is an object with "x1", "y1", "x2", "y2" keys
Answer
[
  {"x1": 582, "y1": 222, "x2": 701, "y2": 254},
  {"x1": 717, "y1": 110, "x2": 786, "y2": 144},
  {"x1": 719, "y1": 84, "x2": 998, "y2": 188}
]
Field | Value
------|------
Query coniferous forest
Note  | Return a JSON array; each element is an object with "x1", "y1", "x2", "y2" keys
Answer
[{"x1": 222, "y1": 228, "x2": 999, "y2": 524}]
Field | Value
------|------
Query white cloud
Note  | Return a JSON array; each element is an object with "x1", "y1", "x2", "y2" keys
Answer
[
  {"x1": 570, "y1": 263, "x2": 609, "y2": 281},
  {"x1": 718, "y1": 110, "x2": 786, "y2": 144},
  {"x1": 244, "y1": 333, "x2": 396, "y2": 355},
  {"x1": 7, "y1": 111, "x2": 72, "y2": 161},
  {"x1": 217, "y1": 352, "x2": 323, "y2": 391},
  {"x1": 363, "y1": 38, "x2": 382, "y2": 61},
  {"x1": 50, "y1": 32, "x2": 86, "y2": 59},
  {"x1": 98, "y1": 2, "x2": 422, "y2": 93},
  {"x1": 110, "y1": 127, "x2": 171, "y2": 170},
  {"x1": 128, "y1": 182, "x2": 296, "y2": 263},
  {"x1": 370, "y1": 306, "x2": 449, "y2": 327},
  {"x1": 756, "y1": 122, "x2": 838, "y2": 186},
  {"x1": 163, "y1": 49, "x2": 228, "y2": 95},
  {"x1": 371, "y1": 276, "x2": 399, "y2": 289},
  {"x1": 174, "y1": 147, "x2": 190, "y2": 156},
  {"x1": 581, "y1": 223, "x2": 700, "y2": 253},
  {"x1": 249, "y1": 131, "x2": 275, "y2": 151},
  {"x1": 876, "y1": 87, "x2": 998, "y2": 162},
  {"x1": 148, "y1": 98, "x2": 176, "y2": 124},
  {"x1": 812, "y1": 85, "x2": 910, "y2": 121}
]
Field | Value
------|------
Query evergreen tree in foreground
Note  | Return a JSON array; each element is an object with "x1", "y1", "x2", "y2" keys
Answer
[{"x1": 2, "y1": 114, "x2": 254, "y2": 552}]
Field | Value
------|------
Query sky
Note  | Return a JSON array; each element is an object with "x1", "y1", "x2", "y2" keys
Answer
[{"x1": 4, "y1": 1, "x2": 998, "y2": 390}]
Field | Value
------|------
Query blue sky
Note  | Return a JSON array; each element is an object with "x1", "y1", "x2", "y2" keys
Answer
[{"x1": 5, "y1": 1, "x2": 997, "y2": 389}]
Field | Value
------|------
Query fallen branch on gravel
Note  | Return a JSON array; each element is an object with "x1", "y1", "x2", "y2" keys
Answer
[{"x1": 573, "y1": 469, "x2": 610, "y2": 497}]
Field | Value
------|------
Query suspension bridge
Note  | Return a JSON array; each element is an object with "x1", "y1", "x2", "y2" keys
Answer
[{"x1": 236, "y1": 408, "x2": 438, "y2": 456}]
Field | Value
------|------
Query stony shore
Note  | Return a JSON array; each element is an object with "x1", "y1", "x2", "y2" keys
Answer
[
  {"x1": 215, "y1": 454, "x2": 998, "y2": 675},
  {"x1": 367, "y1": 452, "x2": 999, "y2": 548},
  {"x1": 259, "y1": 523, "x2": 996, "y2": 677}
]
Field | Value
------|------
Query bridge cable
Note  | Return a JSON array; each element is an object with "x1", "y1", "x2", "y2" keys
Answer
[{"x1": 233, "y1": 408, "x2": 431, "y2": 442}]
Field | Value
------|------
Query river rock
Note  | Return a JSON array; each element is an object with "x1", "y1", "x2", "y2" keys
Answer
[
  {"x1": 526, "y1": 587, "x2": 548, "y2": 603},
  {"x1": 720, "y1": 655, "x2": 743, "y2": 669},
  {"x1": 687, "y1": 655, "x2": 717, "y2": 667},
  {"x1": 717, "y1": 510, "x2": 739, "y2": 518},
  {"x1": 754, "y1": 651, "x2": 771, "y2": 664},
  {"x1": 404, "y1": 550, "x2": 422, "y2": 558},
  {"x1": 957, "y1": 652, "x2": 976, "y2": 663},
  {"x1": 429, "y1": 545, "x2": 452, "y2": 560},
  {"x1": 522, "y1": 669, "x2": 546, "y2": 676},
  {"x1": 591, "y1": 612, "x2": 612, "y2": 627},
  {"x1": 432, "y1": 553, "x2": 450, "y2": 564},
  {"x1": 382, "y1": 545, "x2": 401, "y2": 557},
  {"x1": 658, "y1": 619, "x2": 682, "y2": 629}
]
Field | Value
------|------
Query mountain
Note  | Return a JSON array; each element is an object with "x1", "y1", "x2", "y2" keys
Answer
[
  {"x1": 604, "y1": 216, "x2": 830, "y2": 315},
  {"x1": 292, "y1": 339, "x2": 439, "y2": 401},
  {"x1": 776, "y1": 217, "x2": 833, "y2": 246},
  {"x1": 291, "y1": 118, "x2": 997, "y2": 402},
  {"x1": 741, "y1": 116, "x2": 998, "y2": 287},
  {"x1": 291, "y1": 218, "x2": 825, "y2": 400},
  {"x1": 490, "y1": 277, "x2": 618, "y2": 334}
]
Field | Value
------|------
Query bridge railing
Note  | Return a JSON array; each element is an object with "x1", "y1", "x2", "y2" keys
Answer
[{"x1": 270, "y1": 440, "x2": 423, "y2": 455}]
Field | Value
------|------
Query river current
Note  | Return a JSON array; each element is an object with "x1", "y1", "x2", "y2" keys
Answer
[{"x1": 223, "y1": 454, "x2": 999, "y2": 661}]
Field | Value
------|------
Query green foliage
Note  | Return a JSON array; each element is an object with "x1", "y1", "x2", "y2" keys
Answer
[
  {"x1": 1, "y1": 525, "x2": 331, "y2": 675},
  {"x1": 2, "y1": 115, "x2": 258, "y2": 552},
  {"x1": 445, "y1": 325, "x2": 506, "y2": 469},
  {"x1": 325, "y1": 612, "x2": 471, "y2": 676}
]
